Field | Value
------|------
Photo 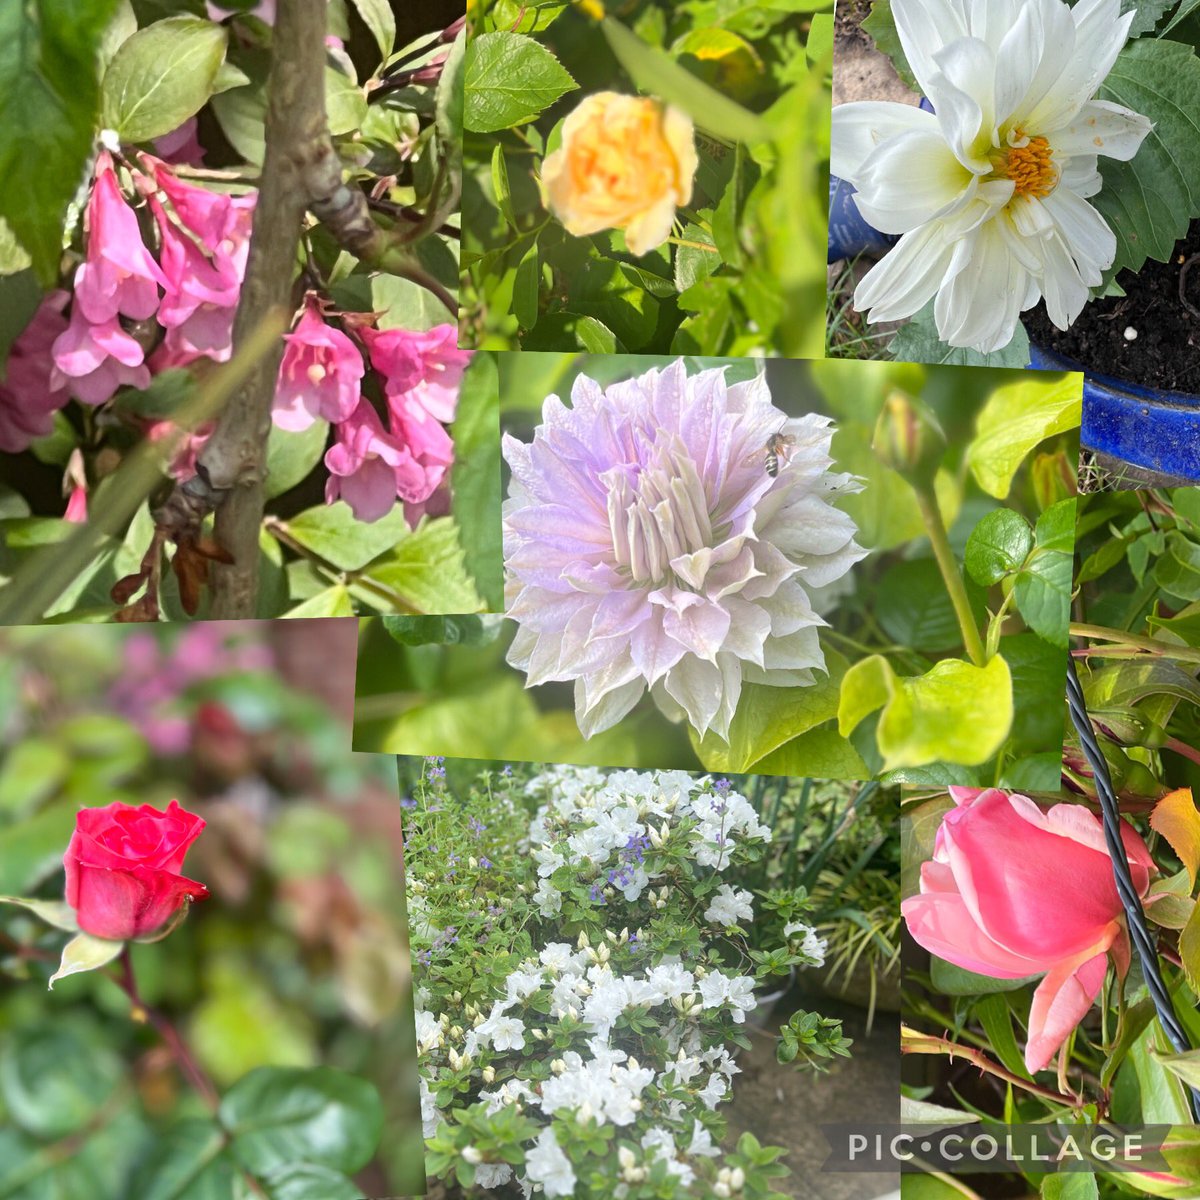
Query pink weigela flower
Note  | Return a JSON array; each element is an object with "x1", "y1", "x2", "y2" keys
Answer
[
  {"x1": 0, "y1": 292, "x2": 70, "y2": 453},
  {"x1": 272, "y1": 300, "x2": 364, "y2": 431},
  {"x1": 502, "y1": 362, "x2": 866, "y2": 740},
  {"x1": 73, "y1": 153, "x2": 166, "y2": 325},
  {"x1": 51, "y1": 307, "x2": 151, "y2": 406},
  {"x1": 324, "y1": 399, "x2": 428, "y2": 524}
]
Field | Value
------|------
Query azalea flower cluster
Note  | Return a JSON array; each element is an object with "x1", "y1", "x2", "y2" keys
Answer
[
  {"x1": 503, "y1": 363, "x2": 865, "y2": 742},
  {"x1": 1, "y1": 151, "x2": 470, "y2": 527},
  {"x1": 525, "y1": 766, "x2": 772, "y2": 919},
  {"x1": 406, "y1": 763, "x2": 830, "y2": 1199}
]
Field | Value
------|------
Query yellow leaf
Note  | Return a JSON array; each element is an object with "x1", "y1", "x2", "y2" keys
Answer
[{"x1": 1151, "y1": 788, "x2": 1200, "y2": 888}]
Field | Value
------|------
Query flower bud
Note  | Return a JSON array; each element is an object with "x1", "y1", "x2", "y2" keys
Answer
[
  {"x1": 463, "y1": 1147, "x2": 482, "y2": 1165},
  {"x1": 618, "y1": 1147, "x2": 636, "y2": 1171},
  {"x1": 1031, "y1": 449, "x2": 1078, "y2": 509},
  {"x1": 730, "y1": 1167, "x2": 746, "y2": 1191},
  {"x1": 872, "y1": 388, "x2": 945, "y2": 486},
  {"x1": 482, "y1": 1066, "x2": 496, "y2": 1083}
]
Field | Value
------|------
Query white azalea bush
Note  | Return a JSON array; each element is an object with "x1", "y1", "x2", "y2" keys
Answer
[
  {"x1": 405, "y1": 762, "x2": 848, "y2": 1199},
  {"x1": 834, "y1": 0, "x2": 1200, "y2": 363}
]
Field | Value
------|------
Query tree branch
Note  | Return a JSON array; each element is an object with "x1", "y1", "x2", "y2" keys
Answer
[{"x1": 199, "y1": 0, "x2": 328, "y2": 619}]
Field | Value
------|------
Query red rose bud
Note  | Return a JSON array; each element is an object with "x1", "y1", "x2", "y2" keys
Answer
[
  {"x1": 872, "y1": 388, "x2": 945, "y2": 486},
  {"x1": 64, "y1": 800, "x2": 209, "y2": 941}
]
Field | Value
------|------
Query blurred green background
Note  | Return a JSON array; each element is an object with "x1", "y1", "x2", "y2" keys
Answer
[{"x1": 0, "y1": 620, "x2": 423, "y2": 1198}]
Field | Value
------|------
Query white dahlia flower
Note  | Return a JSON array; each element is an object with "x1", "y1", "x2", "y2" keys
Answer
[
  {"x1": 832, "y1": 0, "x2": 1153, "y2": 352},
  {"x1": 502, "y1": 362, "x2": 865, "y2": 742}
]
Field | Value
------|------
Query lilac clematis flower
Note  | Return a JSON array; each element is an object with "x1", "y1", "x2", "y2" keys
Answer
[{"x1": 502, "y1": 362, "x2": 866, "y2": 741}]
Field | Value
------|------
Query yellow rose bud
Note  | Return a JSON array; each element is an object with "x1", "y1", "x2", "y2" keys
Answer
[{"x1": 541, "y1": 92, "x2": 698, "y2": 257}]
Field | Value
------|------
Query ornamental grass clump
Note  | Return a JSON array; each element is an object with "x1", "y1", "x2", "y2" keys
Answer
[{"x1": 407, "y1": 762, "x2": 849, "y2": 1199}]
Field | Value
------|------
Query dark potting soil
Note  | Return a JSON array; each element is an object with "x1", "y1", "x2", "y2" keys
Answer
[{"x1": 1024, "y1": 217, "x2": 1200, "y2": 394}]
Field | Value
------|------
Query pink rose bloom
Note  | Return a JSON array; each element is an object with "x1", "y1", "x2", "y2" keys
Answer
[
  {"x1": 273, "y1": 301, "x2": 364, "y2": 431},
  {"x1": 51, "y1": 306, "x2": 150, "y2": 405},
  {"x1": 0, "y1": 292, "x2": 70, "y2": 453},
  {"x1": 325, "y1": 399, "x2": 428, "y2": 523},
  {"x1": 902, "y1": 787, "x2": 1155, "y2": 1073},
  {"x1": 73, "y1": 154, "x2": 166, "y2": 326},
  {"x1": 152, "y1": 117, "x2": 206, "y2": 166}
]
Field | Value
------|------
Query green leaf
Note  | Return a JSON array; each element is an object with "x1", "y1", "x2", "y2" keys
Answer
[
  {"x1": 347, "y1": 0, "x2": 394, "y2": 59},
  {"x1": 512, "y1": 241, "x2": 539, "y2": 330},
  {"x1": 264, "y1": 419, "x2": 328, "y2": 500},
  {"x1": 929, "y1": 956, "x2": 1039, "y2": 996},
  {"x1": 0, "y1": 735, "x2": 69, "y2": 813},
  {"x1": 363, "y1": 518, "x2": 485, "y2": 614},
  {"x1": 0, "y1": 895, "x2": 78, "y2": 932},
  {"x1": 463, "y1": 32, "x2": 577, "y2": 133},
  {"x1": 1093, "y1": 39, "x2": 1200, "y2": 281},
  {"x1": 964, "y1": 509, "x2": 1033, "y2": 586},
  {"x1": 449, "y1": 353, "x2": 502, "y2": 610},
  {"x1": 436, "y1": 28, "x2": 465, "y2": 160},
  {"x1": 283, "y1": 586, "x2": 353, "y2": 617},
  {"x1": 381, "y1": 614, "x2": 502, "y2": 646},
  {"x1": 674, "y1": 222, "x2": 720, "y2": 291},
  {"x1": 1013, "y1": 499, "x2": 1075, "y2": 647},
  {"x1": 976, "y1": 993, "x2": 1032, "y2": 1080},
  {"x1": 839, "y1": 653, "x2": 1013, "y2": 772},
  {"x1": 220, "y1": 1066, "x2": 383, "y2": 1175},
  {"x1": 324, "y1": 67, "x2": 366, "y2": 137},
  {"x1": 877, "y1": 558, "x2": 986, "y2": 653},
  {"x1": 751, "y1": 724, "x2": 869, "y2": 779},
  {"x1": 282, "y1": 502, "x2": 413, "y2": 572},
  {"x1": 1042, "y1": 1175, "x2": 1099, "y2": 1200},
  {"x1": 101, "y1": 16, "x2": 229, "y2": 143},
  {"x1": 48, "y1": 931, "x2": 124, "y2": 989},
  {"x1": 692, "y1": 652, "x2": 847, "y2": 771},
  {"x1": 600, "y1": 17, "x2": 770, "y2": 145},
  {"x1": 967, "y1": 374, "x2": 1083, "y2": 500},
  {"x1": 860, "y1": 0, "x2": 919, "y2": 92},
  {"x1": 0, "y1": 1022, "x2": 122, "y2": 1139},
  {"x1": 0, "y1": 217, "x2": 32, "y2": 276},
  {"x1": 0, "y1": 0, "x2": 119, "y2": 282},
  {"x1": 257, "y1": 1164, "x2": 365, "y2": 1200},
  {"x1": 890, "y1": 301, "x2": 1031, "y2": 368},
  {"x1": 1162, "y1": 0, "x2": 1200, "y2": 36},
  {"x1": 131, "y1": 1121, "x2": 235, "y2": 1200},
  {"x1": 1155, "y1": 530, "x2": 1200, "y2": 601}
]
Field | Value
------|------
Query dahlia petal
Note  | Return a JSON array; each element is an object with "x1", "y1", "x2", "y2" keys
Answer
[{"x1": 831, "y1": 102, "x2": 940, "y2": 184}]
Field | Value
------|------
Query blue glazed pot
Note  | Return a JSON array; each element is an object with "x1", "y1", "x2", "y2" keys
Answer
[
  {"x1": 1028, "y1": 344, "x2": 1200, "y2": 481},
  {"x1": 826, "y1": 171, "x2": 1200, "y2": 480},
  {"x1": 828, "y1": 175, "x2": 898, "y2": 263}
]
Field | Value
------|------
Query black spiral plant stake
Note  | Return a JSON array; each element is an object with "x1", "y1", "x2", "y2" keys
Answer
[{"x1": 1065, "y1": 655, "x2": 1200, "y2": 1122}]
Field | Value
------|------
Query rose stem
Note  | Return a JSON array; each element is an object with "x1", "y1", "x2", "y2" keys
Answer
[
  {"x1": 1070, "y1": 623, "x2": 1200, "y2": 666},
  {"x1": 913, "y1": 487, "x2": 986, "y2": 667},
  {"x1": 903, "y1": 1028, "x2": 1086, "y2": 1109},
  {"x1": 115, "y1": 948, "x2": 219, "y2": 1112}
]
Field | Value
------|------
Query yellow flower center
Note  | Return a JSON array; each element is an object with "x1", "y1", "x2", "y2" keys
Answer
[{"x1": 1004, "y1": 135, "x2": 1056, "y2": 199}]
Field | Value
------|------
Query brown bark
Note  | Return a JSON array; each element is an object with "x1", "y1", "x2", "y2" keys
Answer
[{"x1": 201, "y1": 0, "x2": 329, "y2": 619}]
